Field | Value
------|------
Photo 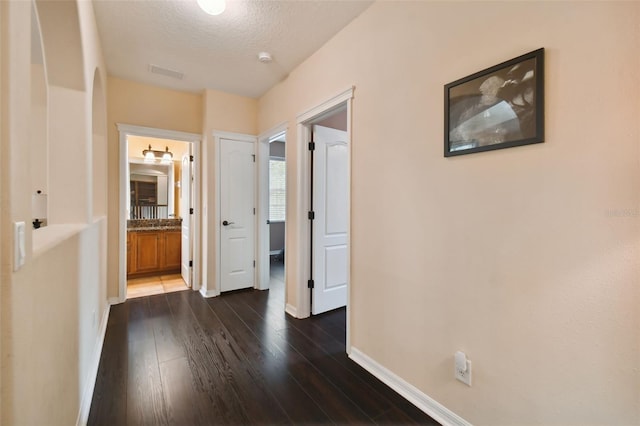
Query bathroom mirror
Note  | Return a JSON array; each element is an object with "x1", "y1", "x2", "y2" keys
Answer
[{"x1": 128, "y1": 161, "x2": 176, "y2": 219}]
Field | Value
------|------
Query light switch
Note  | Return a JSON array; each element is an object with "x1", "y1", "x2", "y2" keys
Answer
[{"x1": 14, "y1": 221, "x2": 25, "y2": 271}]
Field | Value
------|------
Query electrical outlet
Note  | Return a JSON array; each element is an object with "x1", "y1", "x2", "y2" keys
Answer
[{"x1": 455, "y1": 359, "x2": 472, "y2": 386}]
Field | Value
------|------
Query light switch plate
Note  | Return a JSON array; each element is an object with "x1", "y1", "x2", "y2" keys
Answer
[{"x1": 14, "y1": 222, "x2": 25, "y2": 271}]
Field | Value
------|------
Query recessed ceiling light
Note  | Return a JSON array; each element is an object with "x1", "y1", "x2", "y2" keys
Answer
[
  {"x1": 197, "y1": 0, "x2": 225, "y2": 16},
  {"x1": 258, "y1": 52, "x2": 272, "y2": 63}
]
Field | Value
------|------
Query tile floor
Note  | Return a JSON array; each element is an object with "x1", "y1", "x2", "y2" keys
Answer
[{"x1": 126, "y1": 273, "x2": 189, "y2": 299}]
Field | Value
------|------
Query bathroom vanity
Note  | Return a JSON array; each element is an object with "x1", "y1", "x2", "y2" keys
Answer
[{"x1": 127, "y1": 219, "x2": 182, "y2": 278}]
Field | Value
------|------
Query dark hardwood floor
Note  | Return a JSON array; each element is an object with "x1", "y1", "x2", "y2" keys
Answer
[{"x1": 88, "y1": 262, "x2": 439, "y2": 425}]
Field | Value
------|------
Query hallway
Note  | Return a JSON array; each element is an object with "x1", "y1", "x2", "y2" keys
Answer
[{"x1": 88, "y1": 285, "x2": 438, "y2": 425}]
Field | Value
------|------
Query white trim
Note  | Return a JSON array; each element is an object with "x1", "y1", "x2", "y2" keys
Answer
[
  {"x1": 296, "y1": 86, "x2": 355, "y2": 123},
  {"x1": 294, "y1": 86, "x2": 355, "y2": 355},
  {"x1": 258, "y1": 121, "x2": 288, "y2": 142},
  {"x1": 107, "y1": 296, "x2": 121, "y2": 305},
  {"x1": 117, "y1": 123, "x2": 203, "y2": 303},
  {"x1": 285, "y1": 303, "x2": 298, "y2": 318},
  {"x1": 212, "y1": 130, "x2": 256, "y2": 143},
  {"x1": 213, "y1": 131, "x2": 258, "y2": 295},
  {"x1": 199, "y1": 287, "x2": 218, "y2": 298},
  {"x1": 76, "y1": 304, "x2": 111, "y2": 426},
  {"x1": 349, "y1": 348, "x2": 473, "y2": 426},
  {"x1": 116, "y1": 123, "x2": 201, "y2": 142},
  {"x1": 257, "y1": 122, "x2": 288, "y2": 293}
]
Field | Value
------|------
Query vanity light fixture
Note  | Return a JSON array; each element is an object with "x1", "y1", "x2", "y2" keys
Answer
[
  {"x1": 142, "y1": 145, "x2": 173, "y2": 164},
  {"x1": 197, "y1": 0, "x2": 225, "y2": 15}
]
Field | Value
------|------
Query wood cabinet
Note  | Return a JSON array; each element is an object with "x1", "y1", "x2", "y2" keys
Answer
[
  {"x1": 127, "y1": 230, "x2": 181, "y2": 278},
  {"x1": 163, "y1": 231, "x2": 182, "y2": 270}
]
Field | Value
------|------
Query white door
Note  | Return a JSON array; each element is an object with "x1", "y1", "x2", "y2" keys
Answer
[
  {"x1": 220, "y1": 138, "x2": 256, "y2": 292},
  {"x1": 312, "y1": 125, "x2": 348, "y2": 314},
  {"x1": 180, "y1": 150, "x2": 192, "y2": 287}
]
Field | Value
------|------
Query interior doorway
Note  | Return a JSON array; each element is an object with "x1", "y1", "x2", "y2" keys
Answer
[
  {"x1": 294, "y1": 87, "x2": 353, "y2": 350},
  {"x1": 257, "y1": 125, "x2": 288, "y2": 296},
  {"x1": 125, "y1": 136, "x2": 191, "y2": 298},
  {"x1": 117, "y1": 124, "x2": 202, "y2": 303},
  {"x1": 267, "y1": 132, "x2": 286, "y2": 302}
]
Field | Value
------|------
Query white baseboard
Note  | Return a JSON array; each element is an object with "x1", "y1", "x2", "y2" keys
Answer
[
  {"x1": 349, "y1": 347, "x2": 472, "y2": 426},
  {"x1": 108, "y1": 296, "x2": 123, "y2": 305},
  {"x1": 199, "y1": 287, "x2": 218, "y2": 298},
  {"x1": 285, "y1": 303, "x2": 297, "y2": 318},
  {"x1": 76, "y1": 304, "x2": 111, "y2": 426}
]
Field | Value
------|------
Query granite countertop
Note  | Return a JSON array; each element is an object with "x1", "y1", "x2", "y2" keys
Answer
[
  {"x1": 127, "y1": 218, "x2": 182, "y2": 232},
  {"x1": 128, "y1": 226, "x2": 181, "y2": 232}
]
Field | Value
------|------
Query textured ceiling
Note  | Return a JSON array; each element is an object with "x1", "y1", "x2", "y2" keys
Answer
[{"x1": 93, "y1": 0, "x2": 373, "y2": 98}]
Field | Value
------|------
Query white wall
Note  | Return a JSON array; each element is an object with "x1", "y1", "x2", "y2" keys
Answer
[{"x1": 258, "y1": 2, "x2": 640, "y2": 424}]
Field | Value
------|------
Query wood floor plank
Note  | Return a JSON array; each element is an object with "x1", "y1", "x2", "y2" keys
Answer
[
  {"x1": 238, "y1": 289, "x2": 436, "y2": 423},
  {"x1": 127, "y1": 336, "x2": 168, "y2": 425},
  {"x1": 90, "y1": 285, "x2": 440, "y2": 426},
  {"x1": 185, "y1": 292, "x2": 291, "y2": 425},
  {"x1": 374, "y1": 406, "x2": 422, "y2": 425},
  {"x1": 126, "y1": 297, "x2": 154, "y2": 342},
  {"x1": 275, "y1": 324, "x2": 392, "y2": 418},
  {"x1": 159, "y1": 357, "x2": 209, "y2": 426},
  {"x1": 207, "y1": 296, "x2": 333, "y2": 424},
  {"x1": 165, "y1": 291, "x2": 251, "y2": 425},
  {"x1": 87, "y1": 305, "x2": 128, "y2": 425},
  {"x1": 217, "y1": 294, "x2": 376, "y2": 424},
  {"x1": 148, "y1": 294, "x2": 185, "y2": 363}
]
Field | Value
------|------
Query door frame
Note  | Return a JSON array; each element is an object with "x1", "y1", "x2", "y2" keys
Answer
[
  {"x1": 117, "y1": 123, "x2": 202, "y2": 303},
  {"x1": 257, "y1": 122, "x2": 288, "y2": 292},
  {"x1": 294, "y1": 86, "x2": 354, "y2": 352},
  {"x1": 213, "y1": 130, "x2": 258, "y2": 296}
]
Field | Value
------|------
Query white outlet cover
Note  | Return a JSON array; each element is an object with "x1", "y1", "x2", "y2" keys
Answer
[{"x1": 455, "y1": 360, "x2": 472, "y2": 386}]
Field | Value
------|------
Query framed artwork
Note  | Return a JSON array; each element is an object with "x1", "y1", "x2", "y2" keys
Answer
[{"x1": 444, "y1": 48, "x2": 544, "y2": 157}]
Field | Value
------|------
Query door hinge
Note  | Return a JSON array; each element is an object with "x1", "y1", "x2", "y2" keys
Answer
[
  {"x1": 253, "y1": 260, "x2": 256, "y2": 268},
  {"x1": 308, "y1": 142, "x2": 315, "y2": 151},
  {"x1": 190, "y1": 155, "x2": 194, "y2": 162},
  {"x1": 308, "y1": 211, "x2": 315, "y2": 220},
  {"x1": 190, "y1": 208, "x2": 194, "y2": 215},
  {"x1": 252, "y1": 154, "x2": 256, "y2": 162},
  {"x1": 253, "y1": 208, "x2": 256, "y2": 215},
  {"x1": 307, "y1": 279, "x2": 314, "y2": 289},
  {"x1": 189, "y1": 260, "x2": 193, "y2": 267}
]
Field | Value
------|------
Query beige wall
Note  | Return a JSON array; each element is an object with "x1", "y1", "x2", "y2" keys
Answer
[
  {"x1": 1, "y1": 0, "x2": 110, "y2": 424},
  {"x1": 106, "y1": 77, "x2": 203, "y2": 298},
  {"x1": 258, "y1": 2, "x2": 640, "y2": 424},
  {"x1": 107, "y1": 76, "x2": 203, "y2": 133}
]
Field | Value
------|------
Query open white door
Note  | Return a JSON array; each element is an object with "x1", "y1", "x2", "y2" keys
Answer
[
  {"x1": 180, "y1": 150, "x2": 192, "y2": 287},
  {"x1": 312, "y1": 125, "x2": 348, "y2": 314},
  {"x1": 220, "y1": 138, "x2": 256, "y2": 292}
]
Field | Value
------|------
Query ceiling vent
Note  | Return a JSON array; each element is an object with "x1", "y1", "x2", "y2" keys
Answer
[{"x1": 148, "y1": 64, "x2": 184, "y2": 80}]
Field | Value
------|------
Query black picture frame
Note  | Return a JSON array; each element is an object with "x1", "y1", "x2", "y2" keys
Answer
[{"x1": 444, "y1": 48, "x2": 544, "y2": 157}]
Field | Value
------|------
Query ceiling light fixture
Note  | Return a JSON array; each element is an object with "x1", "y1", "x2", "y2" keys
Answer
[
  {"x1": 197, "y1": 0, "x2": 225, "y2": 16},
  {"x1": 143, "y1": 145, "x2": 174, "y2": 164}
]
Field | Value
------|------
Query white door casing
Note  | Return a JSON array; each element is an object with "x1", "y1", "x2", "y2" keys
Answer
[
  {"x1": 181, "y1": 151, "x2": 192, "y2": 287},
  {"x1": 312, "y1": 125, "x2": 348, "y2": 314},
  {"x1": 117, "y1": 123, "x2": 202, "y2": 303},
  {"x1": 220, "y1": 138, "x2": 256, "y2": 292}
]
